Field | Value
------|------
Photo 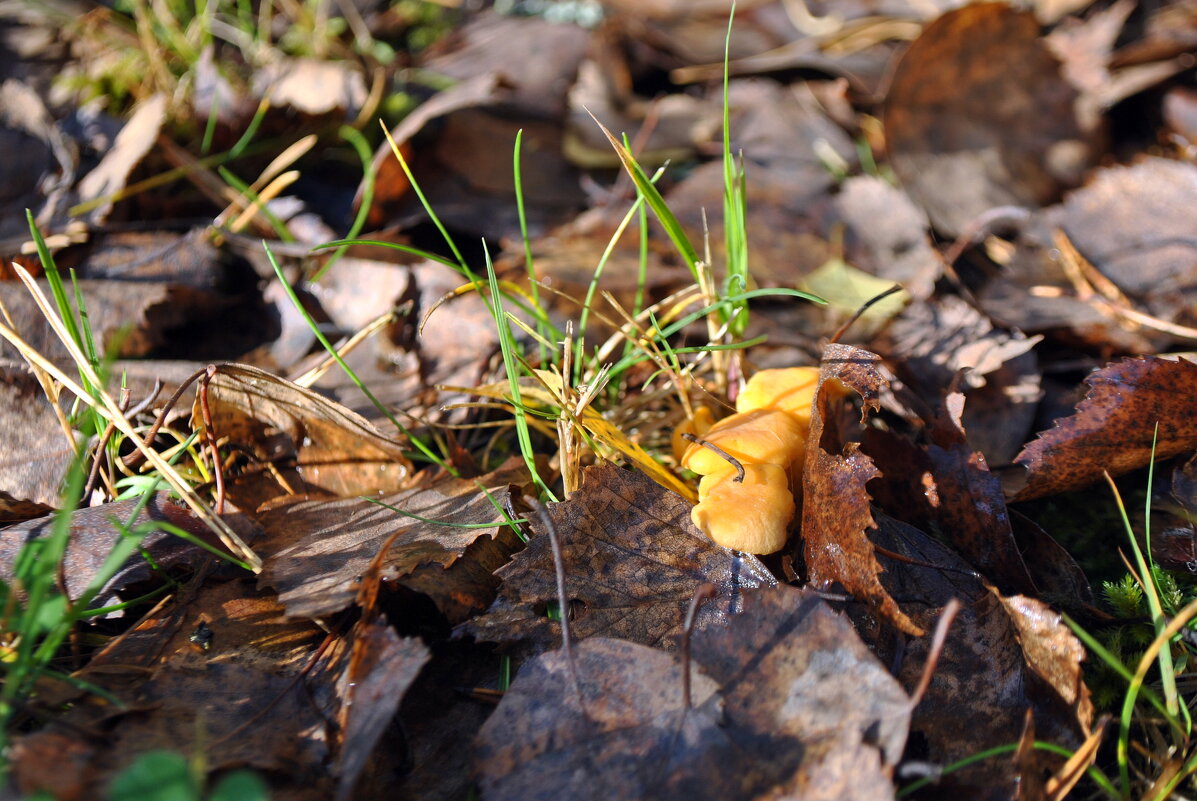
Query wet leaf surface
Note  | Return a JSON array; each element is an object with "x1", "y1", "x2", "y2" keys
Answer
[{"x1": 463, "y1": 462, "x2": 775, "y2": 653}]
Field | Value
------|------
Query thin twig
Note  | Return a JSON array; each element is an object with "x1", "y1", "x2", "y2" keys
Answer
[
  {"x1": 122, "y1": 366, "x2": 209, "y2": 469},
  {"x1": 199, "y1": 365, "x2": 226, "y2": 516},
  {"x1": 528, "y1": 495, "x2": 585, "y2": 711},
  {"x1": 908, "y1": 598, "x2": 961, "y2": 710},
  {"x1": 830, "y1": 283, "x2": 904, "y2": 344},
  {"x1": 681, "y1": 433, "x2": 744, "y2": 483}
]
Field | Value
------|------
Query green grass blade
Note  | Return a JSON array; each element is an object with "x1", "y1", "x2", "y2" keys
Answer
[{"x1": 588, "y1": 113, "x2": 701, "y2": 283}]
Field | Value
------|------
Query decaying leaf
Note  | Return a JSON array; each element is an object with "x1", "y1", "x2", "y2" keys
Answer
[
  {"x1": 198, "y1": 363, "x2": 413, "y2": 497},
  {"x1": 859, "y1": 512, "x2": 1092, "y2": 796},
  {"x1": 884, "y1": 3, "x2": 1089, "y2": 236},
  {"x1": 0, "y1": 491, "x2": 241, "y2": 609},
  {"x1": 256, "y1": 459, "x2": 530, "y2": 621},
  {"x1": 335, "y1": 617, "x2": 430, "y2": 801},
  {"x1": 1009, "y1": 355, "x2": 1197, "y2": 501},
  {"x1": 475, "y1": 586, "x2": 910, "y2": 801},
  {"x1": 75, "y1": 94, "x2": 167, "y2": 225},
  {"x1": 0, "y1": 362, "x2": 73, "y2": 507},
  {"x1": 463, "y1": 462, "x2": 775, "y2": 653},
  {"x1": 801, "y1": 343, "x2": 922, "y2": 636}
]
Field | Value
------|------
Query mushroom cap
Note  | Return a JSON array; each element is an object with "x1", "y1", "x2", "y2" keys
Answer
[
  {"x1": 691, "y1": 463, "x2": 795, "y2": 554},
  {"x1": 680, "y1": 408, "x2": 806, "y2": 475},
  {"x1": 735, "y1": 367, "x2": 821, "y2": 421},
  {"x1": 670, "y1": 405, "x2": 715, "y2": 463}
]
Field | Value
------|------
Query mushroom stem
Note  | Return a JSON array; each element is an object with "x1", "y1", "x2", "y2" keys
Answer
[{"x1": 681, "y1": 433, "x2": 746, "y2": 483}]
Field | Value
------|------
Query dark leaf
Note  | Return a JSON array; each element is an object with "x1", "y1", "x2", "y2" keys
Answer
[{"x1": 462, "y1": 463, "x2": 776, "y2": 653}]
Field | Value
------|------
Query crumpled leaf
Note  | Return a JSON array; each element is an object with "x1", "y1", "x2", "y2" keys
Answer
[
  {"x1": 801, "y1": 343, "x2": 922, "y2": 636},
  {"x1": 255, "y1": 459, "x2": 531, "y2": 621},
  {"x1": 474, "y1": 586, "x2": 910, "y2": 801},
  {"x1": 197, "y1": 363, "x2": 413, "y2": 496},
  {"x1": 462, "y1": 462, "x2": 775, "y2": 653},
  {"x1": 1009, "y1": 355, "x2": 1197, "y2": 501},
  {"x1": 884, "y1": 3, "x2": 1089, "y2": 236},
  {"x1": 924, "y1": 391, "x2": 1037, "y2": 595}
]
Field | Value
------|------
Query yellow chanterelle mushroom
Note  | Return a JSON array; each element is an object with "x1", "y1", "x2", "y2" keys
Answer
[{"x1": 691, "y1": 463, "x2": 795, "y2": 554}]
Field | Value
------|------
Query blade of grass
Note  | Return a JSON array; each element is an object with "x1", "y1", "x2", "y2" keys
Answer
[
  {"x1": 513, "y1": 129, "x2": 548, "y2": 367},
  {"x1": 482, "y1": 241, "x2": 556, "y2": 501}
]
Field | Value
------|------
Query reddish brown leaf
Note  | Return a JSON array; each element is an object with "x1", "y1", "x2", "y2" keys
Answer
[
  {"x1": 256, "y1": 459, "x2": 530, "y2": 621},
  {"x1": 925, "y1": 391, "x2": 1036, "y2": 595},
  {"x1": 1009, "y1": 356, "x2": 1197, "y2": 501},
  {"x1": 462, "y1": 462, "x2": 776, "y2": 653},
  {"x1": 802, "y1": 343, "x2": 922, "y2": 636},
  {"x1": 884, "y1": 2, "x2": 1089, "y2": 236}
]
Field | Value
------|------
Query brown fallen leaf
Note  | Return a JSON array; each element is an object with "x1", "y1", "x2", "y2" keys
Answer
[
  {"x1": 689, "y1": 586, "x2": 911, "y2": 801},
  {"x1": 197, "y1": 363, "x2": 413, "y2": 497},
  {"x1": 1008, "y1": 355, "x2": 1197, "y2": 501},
  {"x1": 924, "y1": 390, "x2": 1037, "y2": 595},
  {"x1": 0, "y1": 279, "x2": 229, "y2": 362},
  {"x1": 255, "y1": 458, "x2": 531, "y2": 621},
  {"x1": 462, "y1": 462, "x2": 776, "y2": 654},
  {"x1": 860, "y1": 511, "x2": 1092, "y2": 797},
  {"x1": 0, "y1": 361, "x2": 73, "y2": 507},
  {"x1": 74, "y1": 93, "x2": 167, "y2": 226},
  {"x1": 0, "y1": 491, "x2": 241, "y2": 609},
  {"x1": 335, "y1": 617, "x2": 430, "y2": 801},
  {"x1": 801, "y1": 343, "x2": 922, "y2": 636},
  {"x1": 884, "y1": 2, "x2": 1090, "y2": 236},
  {"x1": 474, "y1": 586, "x2": 910, "y2": 801}
]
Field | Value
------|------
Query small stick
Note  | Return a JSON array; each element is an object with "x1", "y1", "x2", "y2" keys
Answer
[
  {"x1": 122, "y1": 366, "x2": 210, "y2": 469},
  {"x1": 681, "y1": 583, "x2": 715, "y2": 709},
  {"x1": 680, "y1": 433, "x2": 744, "y2": 483},
  {"x1": 199, "y1": 365, "x2": 226, "y2": 516},
  {"x1": 829, "y1": 283, "x2": 904, "y2": 344},
  {"x1": 528, "y1": 496, "x2": 585, "y2": 711},
  {"x1": 908, "y1": 597, "x2": 961, "y2": 710}
]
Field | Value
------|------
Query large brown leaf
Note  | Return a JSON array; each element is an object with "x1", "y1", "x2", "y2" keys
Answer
[
  {"x1": 474, "y1": 587, "x2": 910, "y2": 801},
  {"x1": 801, "y1": 343, "x2": 922, "y2": 636},
  {"x1": 858, "y1": 512, "x2": 1092, "y2": 798},
  {"x1": 462, "y1": 462, "x2": 776, "y2": 653},
  {"x1": 884, "y1": 2, "x2": 1089, "y2": 236},
  {"x1": 256, "y1": 459, "x2": 531, "y2": 621},
  {"x1": 1009, "y1": 355, "x2": 1197, "y2": 501}
]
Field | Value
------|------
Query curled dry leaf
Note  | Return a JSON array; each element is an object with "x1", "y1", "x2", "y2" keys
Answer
[
  {"x1": 461, "y1": 463, "x2": 775, "y2": 654},
  {"x1": 801, "y1": 343, "x2": 922, "y2": 636},
  {"x1": 197, "y1": 363, "x2": 413, "y2": 497},
  {"x1": 1008, "y1": 355, "x2": 1197, "y2": 501},
  {"x1": 255, "y1": 458, "x2": 531, "y2": 622},
  {"x1": 884, "y1": 2, "x2": 1088, "y2": 236},
  {"x1": 335, "y1": 617, "x2": 430, "y2": 801}
]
